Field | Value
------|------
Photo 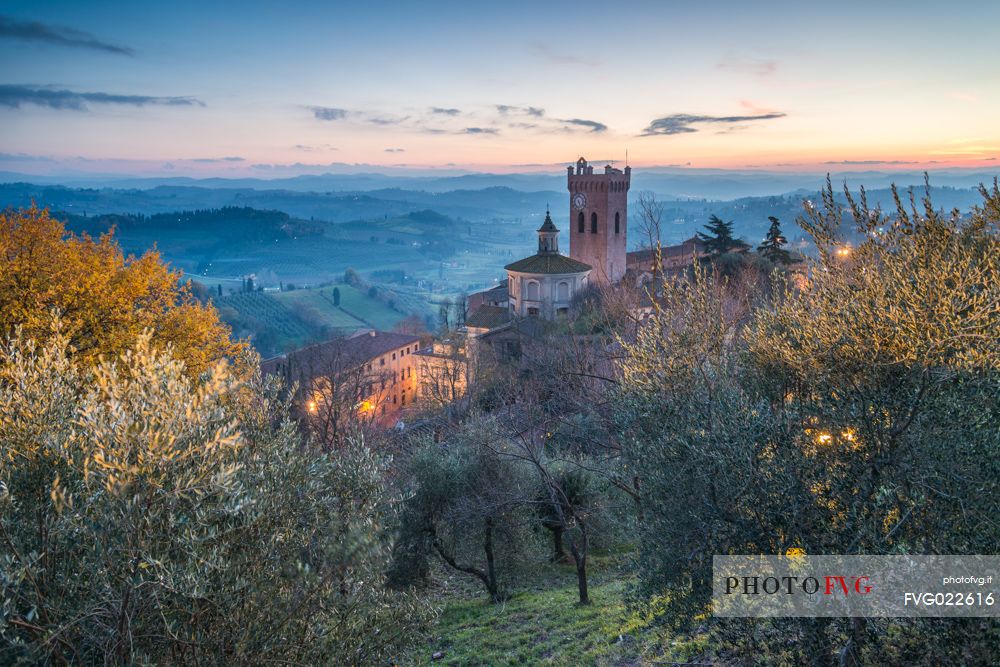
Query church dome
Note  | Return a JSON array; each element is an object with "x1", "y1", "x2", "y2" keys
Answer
[{"x1": 504, "y1": 253, "x2": 592, "y2": 275}]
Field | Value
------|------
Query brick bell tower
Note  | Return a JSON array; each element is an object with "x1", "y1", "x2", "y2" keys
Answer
[{"x1": 567, "y1": 156, "x2": 630, "y2": 285}]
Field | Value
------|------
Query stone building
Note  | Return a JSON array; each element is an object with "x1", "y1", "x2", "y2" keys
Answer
[
  {"x1": 464, "y1": 156, "x2": 632, "y2": 335},
  {"x1": 625, "y1": 235, "x2": 707, "y2": 279},
  {"x1": 567, "y1": 157, "x2": 630, "y2": 285},
  {"x1": 504, "y1": 209, "x2": 592, "y2": 319},
  {"x1": 413, "y1": 339, "x2": 468, "y2": 409},
  {"x1": 261, "y1": 330, "x2": 422, "y2": 425}
]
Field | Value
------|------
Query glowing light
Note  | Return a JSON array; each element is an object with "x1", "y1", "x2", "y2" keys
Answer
[
  {"x1": 836, "y1": 246, "x2": 852, "y2": 257},
  {"x1": 307, "y1": 400, "x2": 317, "y2": 414},
  {"x1": 358, "y1": 400, "x2": 374, "y2": 414},
  {"x1": 842, "y1": 429, "x2": 856, "y2": 442},
  {"x1": 817, "y1": 433, "x2": 833, "y2": 444}
]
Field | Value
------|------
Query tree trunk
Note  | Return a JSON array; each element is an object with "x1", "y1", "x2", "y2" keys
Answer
[
  {"x1": 432, "y1": 535, "x2": 502, "y2": 603},
  {"x1": 550, "y1": 525, "x2": 567, "y2": 563},
  {"x1": 633, "y1": 474, "x2": 644, "y2": 522},
  {"x1": 568, "y1": 523, "x2": 590, "y2": 605},
  {"x1": 839, "y1": 617, "x2": 866, "y2": 667},
  {"x1": 483, "y1": 518, "x2": 501, "y2": 602}
]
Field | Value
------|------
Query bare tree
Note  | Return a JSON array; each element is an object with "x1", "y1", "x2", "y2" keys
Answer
[
  {"x1": 286, "y1": 340, "x2": 399, "y2": 450},
  {"x1": 478, "y1": 331, "x2": 631, "y2": 605},
  {"x1": 414, "y1": 340, "x2": 468, "y2": 416},
  {"x1": 438, "y1": 297, "x2": 453, "y2": 331},
  {"x1": 635, "y1": 190, "x2": 665, "y2": 278}
]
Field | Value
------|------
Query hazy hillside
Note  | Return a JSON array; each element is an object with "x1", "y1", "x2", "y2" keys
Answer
[
  {"x1": 6, "y1": 180, "x2": 995, "y2": 297},
  {"x1": 4, "y1": 167, "x2": 997, "y2": 200}
]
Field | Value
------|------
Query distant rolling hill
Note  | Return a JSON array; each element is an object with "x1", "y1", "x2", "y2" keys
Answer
[
  {"x1": 4, "y1": 180, "x2": 996, "y2": 294},
  {"x1": 2, "y1": 167, "x2": 997, "y2": 200}
]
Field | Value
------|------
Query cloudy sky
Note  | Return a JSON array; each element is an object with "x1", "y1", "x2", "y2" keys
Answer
[{"x1": 2, "y1": 0, "x2": 999, "y2": 177}]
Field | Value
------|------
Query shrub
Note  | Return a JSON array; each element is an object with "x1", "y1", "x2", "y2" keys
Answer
[{"x1": 0, "y1": 327, "x2": 427, "y2": 665}]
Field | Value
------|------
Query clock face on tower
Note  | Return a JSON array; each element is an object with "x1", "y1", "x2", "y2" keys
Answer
[{"x1": 572, "y1": 193, "x2": 587, "y2": 210}]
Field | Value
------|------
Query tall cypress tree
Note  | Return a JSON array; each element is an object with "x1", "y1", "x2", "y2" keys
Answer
[
  {"x1": 757, "y1": 216, "x2": 793, "y2": 264},
  {"x1": 697, "y1": 215, "x2": 746, "y2": 255}
]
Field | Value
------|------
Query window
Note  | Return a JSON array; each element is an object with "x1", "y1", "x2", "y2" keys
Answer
[
  {"x1": 615, "y1": 212, "x2": 620, "y2": 234},
  {"x1": 380, "y1": 357, "x2": 385, "y2": 366},
  {"x1": 393, "y1": 395, "x2": 397, "y2": 404},
  {"x1": 526, "y1": 281, "x2": 539, "y2": 301},
  {"x1": 577, "y1": 211, "x2": 584, "y2": 233},
  {"x1": 392, "y1": 352, "x2": 396, "y2": 360},
  {"x1": 401, "y1": 391, "x2": 406, "y2": 406},
  {"x1": 557, "y1": 307, "x2": 569, "y2": 317},
  {"x1": 557, "y1": 281, "x2": 569, "y2": 301},
  {"x1": 591, "y1": 212, "x2": 598, "y2": 233},
  {"x1": 527, "y1": 307, "x2": 539, "y2": 316}
]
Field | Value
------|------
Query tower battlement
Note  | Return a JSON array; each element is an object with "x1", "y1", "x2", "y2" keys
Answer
[{"x1": 566, "y1": 157, "x2": 629, "y2": 284}]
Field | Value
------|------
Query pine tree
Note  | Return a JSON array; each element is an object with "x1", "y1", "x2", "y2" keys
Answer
[
  {"x1": 697, "y1": 214, "x2": 746, "y2": 255},
  {"x1": 757, "y1": 216, "x2": 793, "y2": 264}
]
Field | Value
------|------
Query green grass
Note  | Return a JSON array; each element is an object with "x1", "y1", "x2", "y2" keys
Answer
[
  {"x1": 333, "y1": 284, "x2": 407, "y2": 330},
  {"x1": 400, "y1": 555, "x2": 708, "y2": 667},
  {"x1": 215, "y1": 283, "x2": 412, "y2": 357},
  {"x1": 273, "y1": 287, "x2": 368, "y2": 329},
  {"x1": 215, "y1": 292, "x2": 317, "y2": 340}
]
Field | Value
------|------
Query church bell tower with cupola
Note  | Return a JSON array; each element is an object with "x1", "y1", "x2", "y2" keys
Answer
[{"x1": 567, "y1": 157, "x2": 629, "y2": 285}]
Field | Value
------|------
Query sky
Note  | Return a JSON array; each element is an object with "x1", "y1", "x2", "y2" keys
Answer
[{"x1": 2, "y1": 0, "x2": 999, "y2": 178}]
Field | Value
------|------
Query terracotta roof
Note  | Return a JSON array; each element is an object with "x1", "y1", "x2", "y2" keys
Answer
[
  {"x1": 505, "y1": 253, "x2": 592, "y2": 275},
  {"x1": 627, "y1": 236, "x2": 705, "y2": 264},
  {"x1": 478, "y1": 315, "x2": 553, "y2": 341},
  {"x1": 261, "y1": 330, "x2": 421, "y2": 381},
  {"x1": 470, "y1": 282, "x2": 507, "y2": 300},
  {"x1": 465, "y1": 305, "x2": 512, "y2": 330}
]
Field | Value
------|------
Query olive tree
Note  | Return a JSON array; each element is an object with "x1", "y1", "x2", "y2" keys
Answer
[
  {"x1": 391, "y1": 417, "x2": 534, "y2": 603},
  {"x1": 0, "y1": 326, "x2": 427, "y2": 665},
  {"x1": 617, "y1": 179, "x2": 1000, "y2": 664}
]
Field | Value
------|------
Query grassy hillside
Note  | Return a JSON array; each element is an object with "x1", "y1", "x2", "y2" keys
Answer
[
  {"x1": 215, "y1": 284, "x2": 409, "y2": 357},
  {"x1": 330, "y1": 284, "x2": 407, "y2": 330},
  {"x1": 400, "y1": 556, "x2": 706, "y2": 667},
  {"x1": 274, "y1": 287, "x2": 369, "y2": 329},
  {"x1": 272, "y1": 284, "x2": 405, "y2": 330}
]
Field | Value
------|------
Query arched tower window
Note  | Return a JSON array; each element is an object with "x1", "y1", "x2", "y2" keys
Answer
[
  {"x1": 590, "y1": 212, "x2": 598, "y2": 234},
  {"x1": 614, "y1": 212, "x2": 620, "y2": 234},
  {"x1": 577, "y1": 211, "x2": 584, "y2": 233}
]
